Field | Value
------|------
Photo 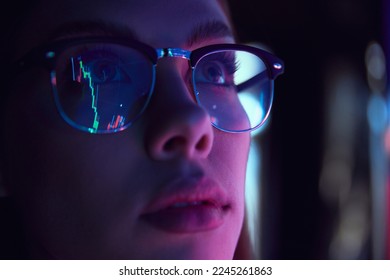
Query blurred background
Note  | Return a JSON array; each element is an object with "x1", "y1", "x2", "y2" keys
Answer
[{"x1": 227, "y1": 0, "x2": 389, "y2": 259}]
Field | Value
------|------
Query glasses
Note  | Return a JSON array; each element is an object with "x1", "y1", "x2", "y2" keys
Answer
[{"x1": 15, "y1": 37, "x2": 284, "y2": 134}]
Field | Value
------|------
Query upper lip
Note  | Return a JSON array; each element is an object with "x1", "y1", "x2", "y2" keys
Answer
[{"x1": 141, "y1": 176, "x2": 230, "y2": 214}]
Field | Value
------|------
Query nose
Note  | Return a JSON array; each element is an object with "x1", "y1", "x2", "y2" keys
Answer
[{"x1": 144, "y1": 62, "x2": 214, "y2": 161}]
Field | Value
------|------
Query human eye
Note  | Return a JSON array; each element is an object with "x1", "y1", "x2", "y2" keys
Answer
[
  {"x1": 84, "y1": 58, "x2": 128, "y2": 83},
  {"x1": 195, "y1": 51, "x2": 238, "y2": 87},
  {"x1": 55, "y1": 44, "x2": 134, "y2": 88},
  {"x1": 73, "y1": 48, "x2": 132, "y2": 85},
  {"x1": 200, "y1": 61, "x2": 226, "y2": 84}
]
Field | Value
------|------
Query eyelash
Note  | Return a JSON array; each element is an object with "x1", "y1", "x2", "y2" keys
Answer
[{"x1": 210, "y1": 52, "x2": 239, "y2": 75}]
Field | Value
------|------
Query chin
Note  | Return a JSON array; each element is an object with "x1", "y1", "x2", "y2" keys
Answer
[{"x1": 176, "y1": 233, "x2": 239, "y2": 260}]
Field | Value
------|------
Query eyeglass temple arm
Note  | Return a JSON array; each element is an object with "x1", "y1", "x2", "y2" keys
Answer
[
  {"x1": 236, "y1": 62, "x2": 284, "y2": 92},
  {"x1": 236, "y1": 72, "x2": 269, "y2": 92}
]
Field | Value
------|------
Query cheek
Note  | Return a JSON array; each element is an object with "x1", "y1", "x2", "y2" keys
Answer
[
  {"x1": 6, "y1": 70, "x2": 62, "y2": 138},
  {"x1": 5, "y1": 126, "x2": 149, "y2": 258},
  {"x1": 217, "y1": 130, "x2": 250, "y2": 197},
  {"x1": 210, "y1": 131, "x2": 250, "y2": 244},
  {"x1": 212, "y1": 130, "x2": 250, "y2": 188},
  {"x1": 3, "y1": 72, "x2": 148, "y2": 257},
  {"x1": 4, "y1": 71, "x2": 55, "y2": 186},
  {"x1": 4, "y1": 70, "x2": 72, "y2": 199}
]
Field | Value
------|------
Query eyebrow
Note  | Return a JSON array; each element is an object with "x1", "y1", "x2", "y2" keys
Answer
[
  {"x1": 186, "y1": 20, "x2": 234, "y2": 47},
  {"x1": 48, "y1": 20, "x2": 139, "y2": 41},
  {"x1": 48, "y1": 19, "x2": 234, "y2": 47}
]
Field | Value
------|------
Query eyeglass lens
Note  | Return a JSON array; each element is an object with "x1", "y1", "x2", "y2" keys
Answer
[
  {"x1": 193, "y1": 50, "x2": 272, "y2": 132},
  {"x1": 53, "y1": 43, "x2": 154, "y2": 133},
  {"x1": 51, "y1": 43, "x2": 273, "y2": 133}
]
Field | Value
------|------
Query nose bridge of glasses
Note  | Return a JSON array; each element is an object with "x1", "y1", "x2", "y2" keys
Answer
[
  {"x1": 156, "y1": 48, "x2": 191, "y2": 61},
  {"x1": 154, "y1": 47, "x2": 195, "y2": 97}
]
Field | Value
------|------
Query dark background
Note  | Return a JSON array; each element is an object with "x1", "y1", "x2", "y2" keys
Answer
[{"x1": 227, "y1": 0, "x2": 384, "y2": 259}]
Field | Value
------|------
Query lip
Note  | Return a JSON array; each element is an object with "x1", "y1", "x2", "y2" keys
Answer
[{"x1": 141, "y1": 176, "x2": 230, "y2": 233}]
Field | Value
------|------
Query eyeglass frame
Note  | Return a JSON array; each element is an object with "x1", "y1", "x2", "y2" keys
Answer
[{"x1": 13, "y1": 36, "x2": 284, "y2": 134}]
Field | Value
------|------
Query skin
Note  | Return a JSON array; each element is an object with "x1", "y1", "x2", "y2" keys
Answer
[{"x1": 2, "y1": 0, "x2": 250, "y2": 259}]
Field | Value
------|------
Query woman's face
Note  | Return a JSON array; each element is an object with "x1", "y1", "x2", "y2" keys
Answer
[{"x1": 3, "y1": 0, "x2": 250, "y2": 259}]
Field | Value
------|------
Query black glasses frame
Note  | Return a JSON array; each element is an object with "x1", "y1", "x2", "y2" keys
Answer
[{"x1": 14, "y1": 37, "x2": 284, "y2": 133}]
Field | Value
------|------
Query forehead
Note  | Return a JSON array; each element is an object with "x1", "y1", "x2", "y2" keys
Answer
[{"x1": 16, "y1": 0, "x2": 231, "y2": 55}]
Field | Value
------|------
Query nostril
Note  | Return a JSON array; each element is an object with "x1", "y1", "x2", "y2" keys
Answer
[
  {"x1": 163, "y1": 137, "x2": 186, "y2": 152},
  {"x1": 161, "y1": 134, "x2": 211, "y2": 158},
  {"x1": 195, "y1": 135, "x2": 210, "y2": 152}
]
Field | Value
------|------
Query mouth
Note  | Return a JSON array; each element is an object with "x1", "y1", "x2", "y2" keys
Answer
[{"x1": 141, "y1": 178, "x2": 231, "y2": 233}]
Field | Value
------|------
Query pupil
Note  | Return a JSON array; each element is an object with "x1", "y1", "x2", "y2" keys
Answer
[
  {"x1": 208, "y1": 67, "x2": 223, "y2": 83},
  {"x1": 94, "y1": 63, "x2": 114, "y2": 82}
]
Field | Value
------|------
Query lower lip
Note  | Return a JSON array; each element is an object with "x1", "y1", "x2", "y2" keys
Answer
[{"x1": 142, "y1": 204, "x2": 228, "y2": 233}]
